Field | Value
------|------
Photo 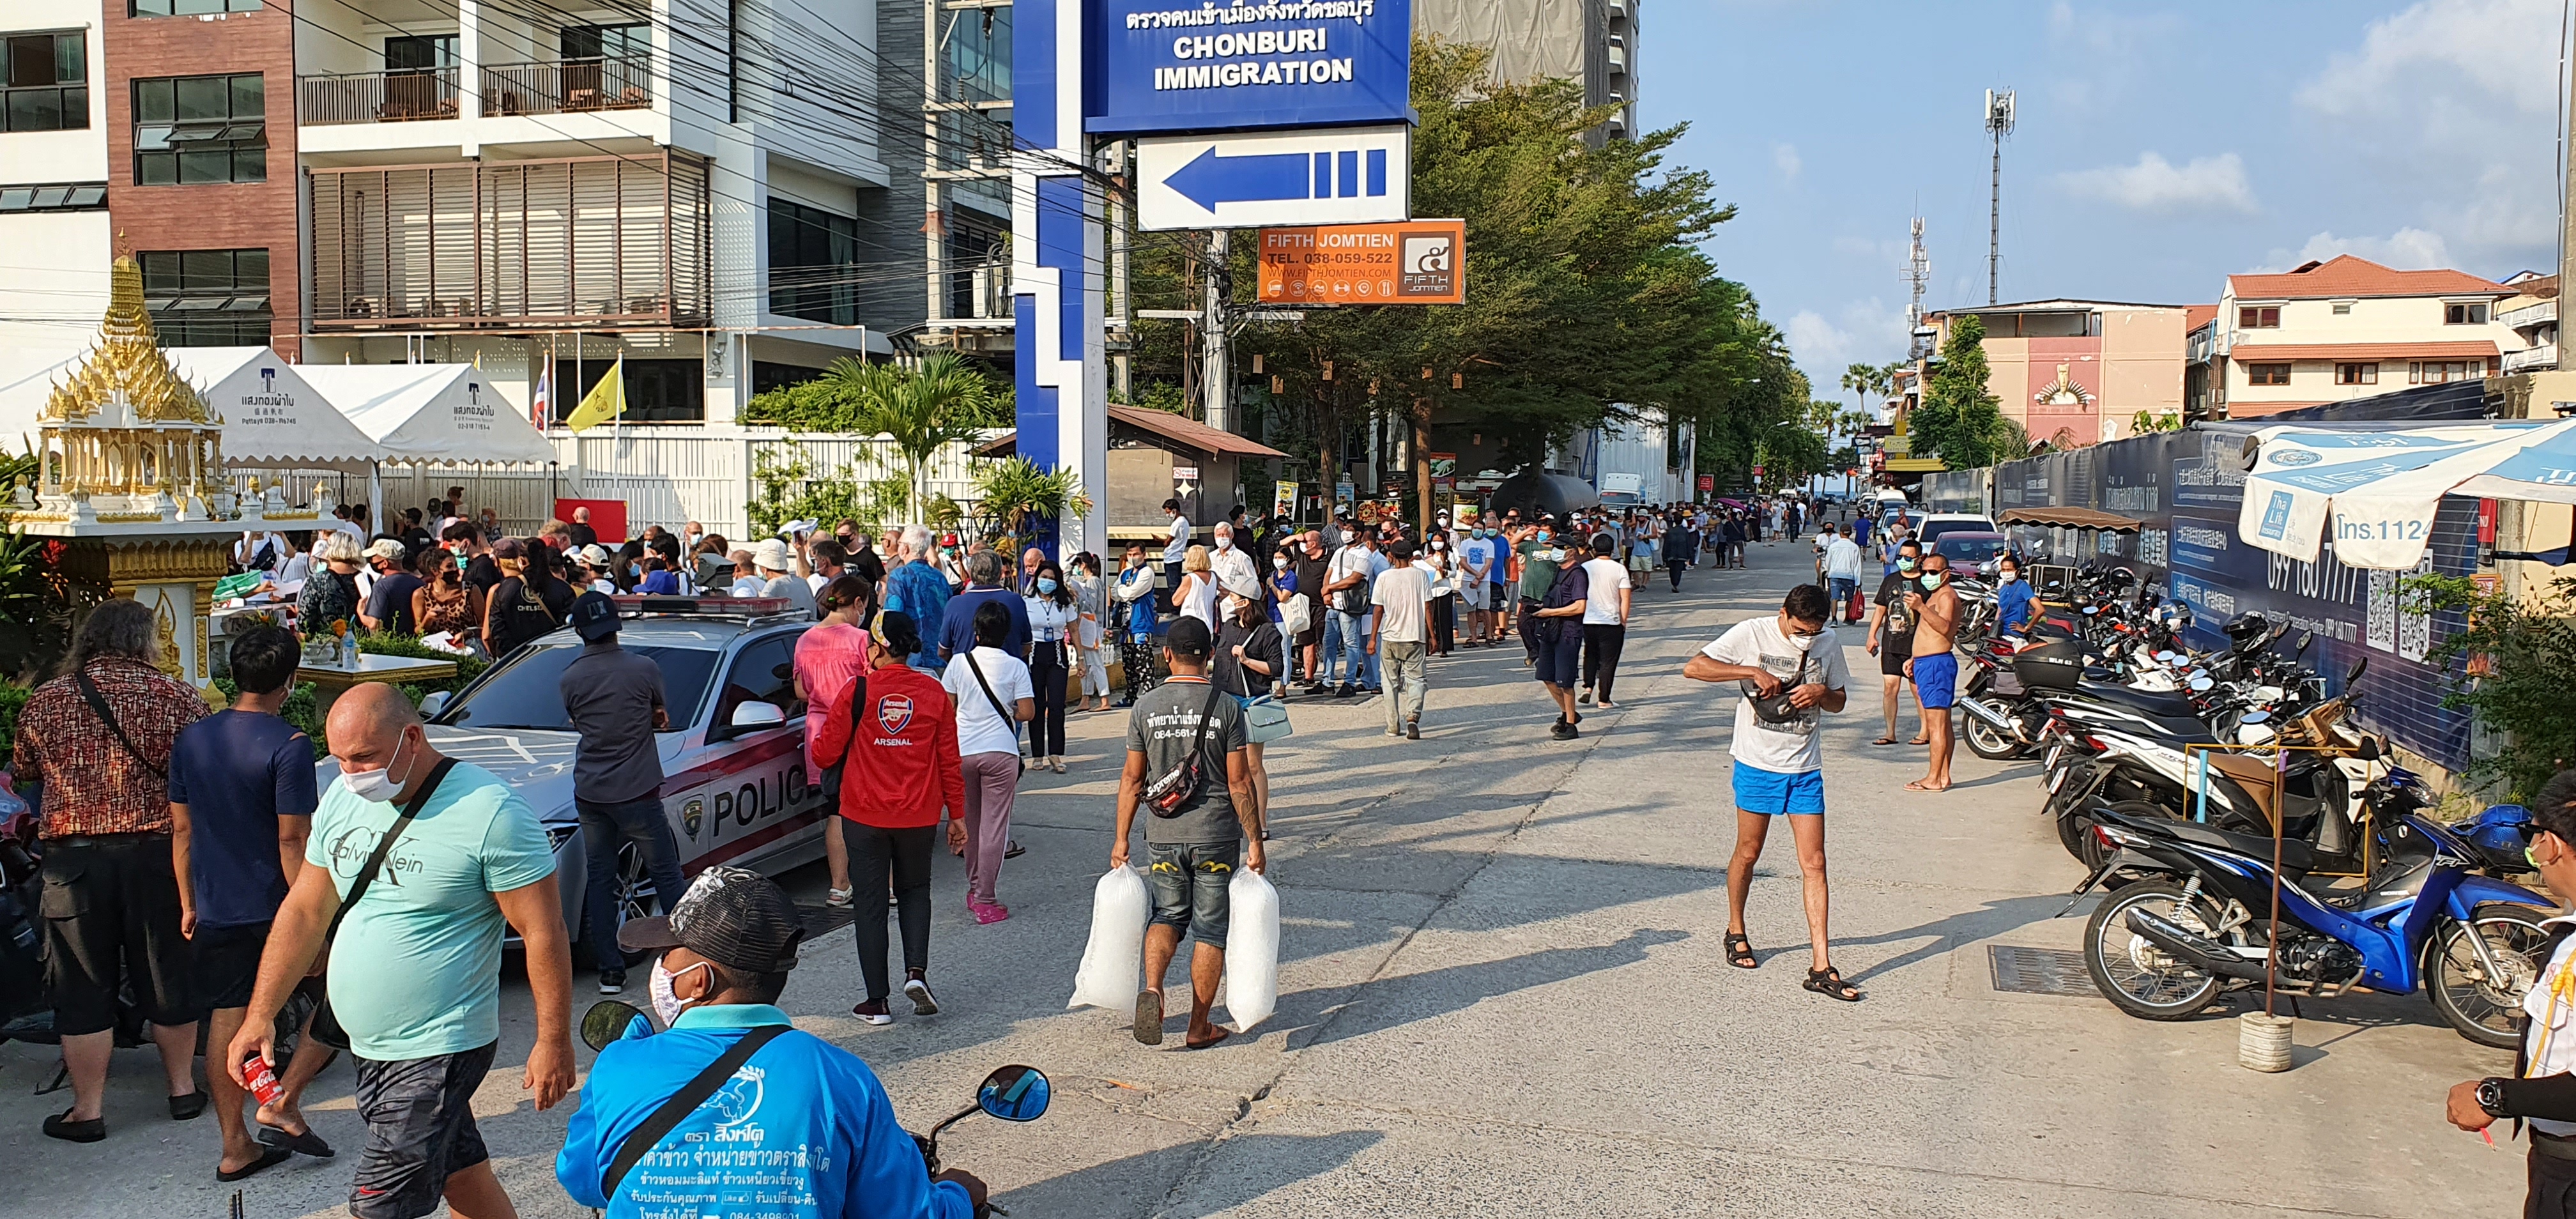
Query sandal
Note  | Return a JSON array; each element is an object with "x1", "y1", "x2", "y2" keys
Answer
[
  {"x1": 217, "y1": 1143, "x2": 294, "y2": 1182},
  {"x1": 1724, "y1": 932, "x2": 1758, "y2": 969},
  {"x1": 1869, "y1": 737, "x2": 1897, "y2": 746},
  {"x1": 1803, "y1": 965, "x2": 1862, "y2": 1002}
]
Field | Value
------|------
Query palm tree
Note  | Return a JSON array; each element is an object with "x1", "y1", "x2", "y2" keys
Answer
[{"x1": 824, "y1": 354, "x2": 992, "y2": 524}]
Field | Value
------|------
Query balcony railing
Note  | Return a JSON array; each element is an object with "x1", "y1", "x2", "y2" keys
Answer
[
  {"x1": 480, "y1": 57, "x2": 652, "y2": 118},
  {"x1": 2504, "y1": 343, "x2": 2558, "y2": 373},
  {"x1": 299, "y1": 67, "x2": 461, "y2": 126},
  {"x1": 309, "y1": 151, "x2": 710, "y2": 331}
]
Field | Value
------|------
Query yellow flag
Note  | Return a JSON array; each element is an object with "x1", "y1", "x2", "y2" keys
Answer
[{"x1": 565, "y1": 357, "x2": 626, "y2": 433}]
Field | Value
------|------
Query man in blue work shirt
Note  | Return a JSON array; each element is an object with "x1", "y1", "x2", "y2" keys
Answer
[
  {"x1": 940, "y1": 550, "x2": 1031, "y2": 663},
  {"x1": 558, "y1": 866, "x2": 983, "y2": 1219}
]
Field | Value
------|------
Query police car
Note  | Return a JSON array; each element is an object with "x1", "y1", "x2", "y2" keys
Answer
[{"x1": 385, "y1": 597, "x2": 830, "y2": 946}]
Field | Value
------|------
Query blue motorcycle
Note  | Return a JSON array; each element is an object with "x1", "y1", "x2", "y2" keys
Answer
[{"x1": 2068, "y1": 761, "x2": 2556, "y2": 1048}]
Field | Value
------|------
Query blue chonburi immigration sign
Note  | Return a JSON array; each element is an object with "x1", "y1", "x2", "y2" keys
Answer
[{"x1": 1087, "y1": 0, "x2": 1414, "y2": 135}]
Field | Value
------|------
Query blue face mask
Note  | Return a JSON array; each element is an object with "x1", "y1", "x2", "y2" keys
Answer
[{"x1": 1037, "y1": 577, "x2": 1059, "y2": 595}]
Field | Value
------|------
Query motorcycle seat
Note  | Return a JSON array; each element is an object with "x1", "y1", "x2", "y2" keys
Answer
[
  {"x1": 2101, "y1": 808, "x2": 2316, "y2": 877},
  {"x1": 2078, "y1": 683, "x2": 2203, "y2": 721}
]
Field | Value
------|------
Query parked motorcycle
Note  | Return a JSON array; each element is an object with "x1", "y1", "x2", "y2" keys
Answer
[{"x1": 2064, "y1": 786, "x2": 2553, "y2": 1048}]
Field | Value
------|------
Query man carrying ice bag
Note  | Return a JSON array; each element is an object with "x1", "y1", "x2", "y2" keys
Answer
[{"x1": 1101, "y1": 617, "x2": 1270, "y2": 1048}]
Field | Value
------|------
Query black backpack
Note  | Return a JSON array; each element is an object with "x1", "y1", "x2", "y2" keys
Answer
[{"x1": 1536, "y1": 560, "x2": 1590, "y2": 641}]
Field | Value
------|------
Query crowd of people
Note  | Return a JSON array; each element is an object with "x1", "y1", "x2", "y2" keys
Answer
[{"x1": 7, "y1": 482, "x2": 1841, "y2": 1217}]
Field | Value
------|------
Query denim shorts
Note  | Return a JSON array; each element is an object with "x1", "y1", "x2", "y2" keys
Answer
[{"x1": 1146, "y1": 840, "x2": 1239, "y2": 949}]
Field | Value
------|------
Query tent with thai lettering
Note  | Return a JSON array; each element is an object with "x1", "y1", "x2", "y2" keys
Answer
[
  {"x1": 297, "y1": 362, "x2": 556, "y2": 465},
  {"x1": 2237, "y1": 418, "x2": 2576, "y2": 569}
]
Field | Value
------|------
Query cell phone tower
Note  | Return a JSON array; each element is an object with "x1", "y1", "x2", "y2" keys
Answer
[
  {"x1": 1903, "y1": 217, "x2": 1931, "y2": 360},
  {"x1": 1984, "y1": 88, "x2": 2016, "y2": 305}
]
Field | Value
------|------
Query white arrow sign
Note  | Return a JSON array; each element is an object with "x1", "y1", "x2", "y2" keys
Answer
[{"x1": 1136, "y1": 125, "x2": 1411, "y2": 232}]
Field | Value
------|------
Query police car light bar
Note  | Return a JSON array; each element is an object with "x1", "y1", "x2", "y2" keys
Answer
[{"x1": 611, "y1": 595, "x2": 799, "y2": 620}]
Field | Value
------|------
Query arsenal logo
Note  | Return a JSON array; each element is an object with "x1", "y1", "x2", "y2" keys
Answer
[{"x1": 877, "y1": 693, "x2": 914, "y2": 734}]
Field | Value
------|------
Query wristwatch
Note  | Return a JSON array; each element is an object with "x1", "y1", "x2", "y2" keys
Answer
[{"x1": 2479, "y1": 1078, "x2": 2510, "y2": 1118}]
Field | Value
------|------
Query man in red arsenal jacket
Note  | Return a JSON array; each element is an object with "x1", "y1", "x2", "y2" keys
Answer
[{"x1": 810, "y1": 611, "x2": 967, "y2": 1023}]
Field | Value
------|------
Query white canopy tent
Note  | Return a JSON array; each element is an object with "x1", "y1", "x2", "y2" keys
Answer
[
  {"x1": 295, "y1": 363, "x2": 556, "y2": 465},
  {"x1": 1, "y1": 345, "x2": 385, "y2": 470},
  {"x1": 2237, "y1": 418, "x2": 2576, "y2": 570}
]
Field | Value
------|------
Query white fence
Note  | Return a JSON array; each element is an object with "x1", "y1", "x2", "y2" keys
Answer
[{"x1": 234, "y1": 425, "x2": 1000, "y2": 541}]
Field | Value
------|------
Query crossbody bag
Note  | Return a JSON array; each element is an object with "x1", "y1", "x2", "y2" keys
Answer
[
  {"x1": 601, "y1": 1023, "x2": 792, "y2": 1198},
  {"x1": 962, "y1": 652, "x2": 1020, "y2": 734},
  {"x1": 72, "y1": 670, "x2": 165, "y2": 779},
  {"x1": 1144, "y1": 684, "x2": 1228, "y2": 817},
  {"x1": 1231, "y1": 627, "x2": 1292, "y2": 745},
  {"x1": 310, "y1": 756, "x2": 458, "y2": 1050},
  {"x1": 818, "y1": 671, "x2": 869, "y2": 801},
  {"x1": 1741, "y1": 651, "x2": 1811, "y2": 725}
]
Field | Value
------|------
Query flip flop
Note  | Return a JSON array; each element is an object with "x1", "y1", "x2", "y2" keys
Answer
[
  {"x1": 217, "y1": 1143, "x2": 294, "y2": 1183},
  {"x1": 1903, "y1": 779, "x2": 1948, "y2": 792},
  {"x1": 1906, "y1": 737, "x2": 1929, "y2": 746},
  {"x1": 259, "y1": 1122, "x2": 335, "y2": 1158},
  {"x1": 1869, "y1": 737, "x2": 1897, "y2": 746},
  {"x1": 1184, "y1": 1026, "x2": 1232, "y2": 1050}
]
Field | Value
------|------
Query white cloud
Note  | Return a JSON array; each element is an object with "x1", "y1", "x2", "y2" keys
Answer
[
  {"x1": 1786, "y1": 298, "x2": 1911, "y2": 389},
  {"x1": 2255, "y1": 227, "x2": 2456, "y2": 273},
  {"x1": 2055, "y1": 151, "x2": 2258, "y2": 215},
  {"x1": 2297, "y1": 0, "x2": 2558, "y2": 122},
  {"x1": 1772, "y1": 142, "x2": 1802, "y2": 183}
]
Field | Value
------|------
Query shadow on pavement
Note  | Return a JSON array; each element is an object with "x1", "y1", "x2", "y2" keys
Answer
[
  {"x1": 1834, "y1": 893, "x2": 2071, "y2": 983},
  {"x1": 997, "y1": 1129, "x2": 1385, "y2": 1216},
  {"x1": 1280, "y1": 928, "x2": 1690, "y2": 1050}
]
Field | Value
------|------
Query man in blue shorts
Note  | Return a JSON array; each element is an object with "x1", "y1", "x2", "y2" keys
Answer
[
  {"x1": 1684, "y1": 584, "x2": 1859, "y2": 1002},
  {"x1": 1902, "y1": 553, "x2": 1961, "y2": 795}
]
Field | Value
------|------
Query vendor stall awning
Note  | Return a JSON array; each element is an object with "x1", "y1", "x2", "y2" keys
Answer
[
  {"x1": 2237, "y1": 419, "x2": 2575, "y2": 569},
  {"x1": 1998, "y1": 506, "x2": 2142, "y2": 531},
  {"x1": 297, "y1": 363, "x2": 556, "y2": 465},
  {"x1": 977, "y1": 404, "x2": 1291, "y2": 461}
]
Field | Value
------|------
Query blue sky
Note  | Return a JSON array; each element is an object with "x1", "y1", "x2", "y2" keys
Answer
[{"x1": 1646, "y1": 0, "x2": 2567, "y2": 402}]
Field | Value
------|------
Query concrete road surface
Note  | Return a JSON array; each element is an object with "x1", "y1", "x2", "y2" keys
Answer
[{"x1": 0, "y1": 532, "x2": 2528, "y2": 1216}]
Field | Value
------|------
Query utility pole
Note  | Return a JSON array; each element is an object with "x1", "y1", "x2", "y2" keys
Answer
[
  {"x1": 1108, "y1": 140, "x2": 1133, "y2": 402},
  {"x1": 1984, "y1": 88, "x2": 2014, "y2": 305},
  {"x1": 1201, "y1": 229, "x2": 1230, "y2": 430}
]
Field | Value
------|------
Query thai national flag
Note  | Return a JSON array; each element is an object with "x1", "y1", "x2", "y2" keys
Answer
[{"x1": 531, "y1": 366, "x2": 551, "y2": 429}]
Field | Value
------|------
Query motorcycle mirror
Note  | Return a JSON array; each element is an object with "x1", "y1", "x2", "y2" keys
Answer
[
  {"x1": 2242, "y1": 710, "x2": 2271, "y2": 725},
  {"x1": 2356, "y1": 735, "x2": 2381, "y2": 762},
  {"x1": 582, "y1": 1000, "x2": 647, "y2": 1052},
  {"x1": 976, "y1": 1065, "x2": 1052, "y2": 1123},
  {"x1": 2347, "y1": 658, "x2": 2368, "y2": 686},
  {"x1": 2295, "y1": 632, "x2": 2313, "y2": 657},
  {"x1": 2189, "y1": 675, "x2": 2214, "y2": 692}
]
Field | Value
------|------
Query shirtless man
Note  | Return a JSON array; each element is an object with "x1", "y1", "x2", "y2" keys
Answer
[{"x1": 1902, "y1": 553, "x2": 1961, "y2": 792}]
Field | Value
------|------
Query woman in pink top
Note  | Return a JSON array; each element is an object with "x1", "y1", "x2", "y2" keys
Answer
[{"x1": 794, "y1": 574, "x2": 875, "y2": 908}]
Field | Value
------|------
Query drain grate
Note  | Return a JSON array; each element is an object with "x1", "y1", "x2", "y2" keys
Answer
[
  {"x1": 1988, "y1": 945, "x2": 2099, "y2": 998},
  {"x1": 797, "y1": 903, "x2": 859, "y2": 939}
]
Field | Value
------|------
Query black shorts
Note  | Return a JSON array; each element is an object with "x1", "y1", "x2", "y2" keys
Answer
[
  {"x1": 190, "y1": 919, "x2": 271, "y2": 1011},
  {"x1": 38, "y1": 834, "x2": 194, "y2": 1034},
  {"x1": 350, "y1": 1041, "x2": 497, "y2": 1219},
  {"x1": 1880, "y1": 645, "x2": 1912, "y2": 678}
]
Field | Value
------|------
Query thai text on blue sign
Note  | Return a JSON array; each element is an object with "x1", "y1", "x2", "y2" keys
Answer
[{"x1": 1087, "y1": 0, "x2": 1414, "y2": 135}]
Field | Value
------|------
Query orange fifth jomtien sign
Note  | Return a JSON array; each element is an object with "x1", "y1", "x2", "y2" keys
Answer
[{"x1": 1258, "y1": 219, "x2": 1466, "y2": 305}]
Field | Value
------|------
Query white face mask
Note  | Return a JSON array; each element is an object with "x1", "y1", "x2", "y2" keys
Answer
[
  {"x1": 341, "y1": 730, "x2": 417, "y2": 804},
  {"x1": 649, "y1": 957, "x2": 711, "y2": 1026},
  {"x1": 1216, "y1": 536, "x2": 1232, "y2": 550},
  {"x1": 1998, "y1": 570, "x2": 2019, "y2": 583}
]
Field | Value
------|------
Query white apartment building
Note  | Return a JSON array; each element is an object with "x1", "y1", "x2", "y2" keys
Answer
[{"x1": 2214, "y1": 254, "x2": 2522, "y2": 418}]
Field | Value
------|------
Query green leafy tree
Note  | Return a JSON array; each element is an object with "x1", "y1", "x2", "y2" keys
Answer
[
  {"x1": 2404, "y1": 572, "x2": 2576, "y2": 800},
  {"x1": 1913, "y1": 316, "x2": 2005, "y2": 469},
  {"x1": 972, "y1": 457, "x2": 1095, "y2": 558}
]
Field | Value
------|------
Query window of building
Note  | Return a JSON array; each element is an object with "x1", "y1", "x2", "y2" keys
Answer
[
  {"x1": 139, "y1": 249, "x2": 272, "y2": 346},
  {"x1": 2335, "y1": 362, "x2": 2377, "y2": 385},
  {"x1": 2247, "y1": 363, "x2": 2292, "y2": 386},
  {"x1": 385, "y1": 34, "x2": 457, "y2": 69},
  {"x1": 768, "y1": 197, "x2": 857, "y2": 325},
  {"x1": 4, "y1": 31, "x2": 86, "y2": 132},
  {"x1": 751, "y1": 361, "x2": 825, "y2": 395},
  {"x1": 2331, "y1": 301, "x2": 2353, "y2": 315},
  {"x1": 565, "y1": 356, "x2": 703, "y2": 423},
  {"x1": 133, "y1": 73, "x2": 264, "y2": 185},
  {"x1": 0, "y1": 181, "x2": 106, "y2": 212},
  {"x1": 946, "y1": 5, "x2": 1010, "y2": 102},
  {"x1": 2445, "y1": 301, "x2": 2490, "y2": 325},
  {"x1": 562, "y1": 23, "x2": 650, "y2": 61},
  {"x1": 2409, "y1": 360, "x2": 2480, "y2": 384},
  {"x1": 2239, "y1": 305, "x2": 2280, "y2": 329},
  {"x1": 131, "y1": 0, "x2": 259, "y2": 14}
]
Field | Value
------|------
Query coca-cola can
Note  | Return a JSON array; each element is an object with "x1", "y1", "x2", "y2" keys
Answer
[{"x1": 241, "y1": 1054, "x2": 283, "y2": 1110}]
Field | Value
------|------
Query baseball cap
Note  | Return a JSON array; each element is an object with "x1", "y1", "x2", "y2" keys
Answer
[
  {"x1": 491, "y1": 537, "x2": 527, "y2": 561},
  {"x1": 364, "y1": 539, "x2": 406, "y2": 562},
  {"x1": 578, "y1": 544, "x2": 612, "y2": 568},
  {"x1": 569, "y1": 590, "x2": 621, "y2": 641},
  {"x1": 617, "y1": 866, "x2": 806, "y2": 974},
  {"x1": 754, "y1": 538, "x2": 793, "y2": 572},
  {"x1": 1165, "y1": 615, "x2": 1213, "y2": 657}
]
